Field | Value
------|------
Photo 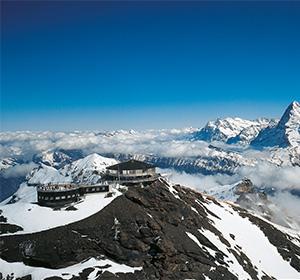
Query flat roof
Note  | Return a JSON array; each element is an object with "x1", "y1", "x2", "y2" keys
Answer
[{"x1": 106, "y1": 159, "x2": 155, "y2": 171}]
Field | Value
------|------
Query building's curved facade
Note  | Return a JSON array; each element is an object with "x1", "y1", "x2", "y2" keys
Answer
[
  {"x1": 37, "y1": 186, "x2": 80, "y2": 207},
  {"x1": 37, "y1": 184, "x2": 109, "y2": 207},
  {"x1": 105, "y1": 159, "x2": 158, "y2": 185}
]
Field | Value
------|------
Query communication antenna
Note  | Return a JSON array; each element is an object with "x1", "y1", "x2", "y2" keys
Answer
[{"x1": 118, "y1": 164, "x2": 120, "y2": 183}]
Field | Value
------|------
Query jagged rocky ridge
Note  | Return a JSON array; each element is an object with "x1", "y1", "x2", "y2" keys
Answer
[
  {"x1": 111, "y1": 146, "x2": 255, "y2": 175},
  {"x1": 1, "y1": 179, "x2": 300, "y2": 280}
]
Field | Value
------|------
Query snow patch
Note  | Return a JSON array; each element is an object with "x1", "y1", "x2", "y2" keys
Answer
[
  {"x1": 205, "y1": 202, "x2": 300, "y2": 279},
  {"x1": 0, "y1": 257, "x2": 142, "y2": 280},
  {"x1": 0, "y1": 183, "x2": 121, "y2": 235}
]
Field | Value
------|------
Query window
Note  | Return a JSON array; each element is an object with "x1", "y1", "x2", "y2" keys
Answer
[
  {"x1": 96, "y1": 188, "x2": 100, "y2": 191},
  {"x1": 67, "y1": 195, "x2": 71, "y2": 198},
  {"x1": 61, "y1": 196, "x2": 66, "y2": 199},
  {"x1": 92, "y1": 188, "x2": 95, "y2": 191},
  {"x1": 45, "y1": 197, "x2": 49, "y2": 200},
  {"x1": 50, "y1": 197, "x2": 54, "y2": 200},
  {"x1": 55, "y1": 197, "x2": 60, "y2": 200}
]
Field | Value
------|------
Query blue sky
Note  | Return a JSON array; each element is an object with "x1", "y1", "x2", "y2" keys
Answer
[{"x1": 1, "y1": 1, "x2": 300, "y2": 131}]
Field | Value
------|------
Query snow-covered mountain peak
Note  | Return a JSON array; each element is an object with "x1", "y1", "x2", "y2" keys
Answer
[
  {"x1": 251, "y1": 101, "x2": 300, "y2": 148},
  {"x1": 60, "y1": 153, "x2": 118, "y2": 184},
  {"x1": 211, "y1": 117, "x2": 254, "y2": 131},
  {"x1": 27, "y1": 164, "x2": 71, "y2": 185},
  {"x1": 193, "y1": 117, "x2": 271, "y2": 143},
  {"x1": 26, "y1": 154, "x2": 118, "y2": 185},
  {"x1": 64, "y1": 153, "x2": 117, "y2": 172},
  {"x1": 278, "y1": 100, "x2": 300, "y2": 128},
  {"x1": 291, "y1": 100, "x2": 300, "y2": 109}
]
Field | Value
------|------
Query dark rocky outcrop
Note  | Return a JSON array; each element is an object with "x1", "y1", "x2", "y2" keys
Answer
[
  {"x1": 1, "y1": 179, "x2": 299, "y2": 280},
  {"x1": 234, "y1": 178, "x2": 254, "y2": 195}
]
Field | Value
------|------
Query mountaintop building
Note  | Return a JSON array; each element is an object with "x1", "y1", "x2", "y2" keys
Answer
[
  {"x1": 105, "y1": 159, "x2": 158, "y2": 185},
  {"x1": 37, "y1": 159, "x2": 159, "y2": 207}
]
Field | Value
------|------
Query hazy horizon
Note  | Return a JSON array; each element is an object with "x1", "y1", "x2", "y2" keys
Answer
[{"x1": 2, "y1": 100, "x2": 294, "y2": 132}]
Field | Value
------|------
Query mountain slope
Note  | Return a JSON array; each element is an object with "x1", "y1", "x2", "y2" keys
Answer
[
  {"x1": 205, "y1": 178, "x2": 300, "y2": 231},
  {"x1": 251, "y1": 101, "x2": 300, "y2": 148},
  {"x1": 1, "y1": 179, "x2": 299, "y2": 280},
  {"x1": 0, "y1": 182, "x2": 121, "y2": 235}
]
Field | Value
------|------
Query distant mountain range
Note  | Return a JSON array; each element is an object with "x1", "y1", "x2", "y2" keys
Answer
[
  {"x1": 0, "y1": 101, "x2": 299, "y2": 202},
  {"x1": 192, "y1": 117, "x2": 273, "y2": 144},
  {"x1": 193, "y1": 101, "x2": 300, "y2": 147},
  {"x1": 1, "y1": 102, "x2": 300, "y2": 279}
]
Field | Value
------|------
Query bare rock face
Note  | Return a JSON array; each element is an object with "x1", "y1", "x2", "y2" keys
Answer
[
  {"x1": 1, "y1": 179, "x2": 300, "y2": 280},
  {"x1": 234, "y1": 178, "x2": 254, "y2": 195},
  {"x1": 233, "y1": 179, "x2": 300, "y2": 230}
]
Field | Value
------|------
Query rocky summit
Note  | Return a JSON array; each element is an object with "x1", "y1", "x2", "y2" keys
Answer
[{"x1": 1, "y1": 179, "x2": 300, "y2": 280}]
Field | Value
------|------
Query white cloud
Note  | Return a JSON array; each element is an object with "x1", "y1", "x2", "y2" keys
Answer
[
  {"x1": 0, "y1": 130, "x2": 299, "y2": 192},
  {"x1": 162, "y1": 162, "x2": 300, "y2": 192},
  {"x1": 269, "y1": 192, "x2": 300, "y2": 227},
  {"x1": 238, "y1": 163, "x2": 300, "y2": 190},
  {"x1": 0, "y1": 130, "x2": 211, "y2": 160},
  {"x1": 2, "y1": 162, "x2": 38, "y2": 178},
  {"x1": 161, "y1": 168, "x2": 239, "y2": 192}
]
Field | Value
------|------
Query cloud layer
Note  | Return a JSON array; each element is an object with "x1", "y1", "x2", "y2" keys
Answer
[
  {"x1": 164, "y1": 162, "x2": 300, "y2": 191},
  {"x1": 2, "y1": 162, "x2": 37, "y2": 179},
  {"x1": 1, "y1": 130, "x2": 299, "y2": 191}
]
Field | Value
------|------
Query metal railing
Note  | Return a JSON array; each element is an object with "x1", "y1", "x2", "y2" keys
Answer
[
  {"x1": 107, "y1": 174, "x2": 160, "y2": 184},
  {"x1": 37, "y1": 182, "x2": 110, "y2": 193},
  {"x1": 37, "y1": 184, "x2": 79, "y2": 192}
]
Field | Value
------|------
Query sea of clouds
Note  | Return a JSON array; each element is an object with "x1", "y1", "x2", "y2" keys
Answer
[{"x1": 0, "y1": 130, "x2": 202, "y2": 160}]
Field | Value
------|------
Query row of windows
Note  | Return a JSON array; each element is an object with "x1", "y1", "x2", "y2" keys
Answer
[
  {"x1": 85, "y1": 186, "x2": 107, "y2": 192},
  {"x1": 38, "y1": 186, "x2": 109, "y2": 201},
  {"x1": 122, "y1": 169, "x2": 147, "y2": 175},
  {"x1": 38, "y1": 193, "x2": 80, "y2": 201},
  {"x1": 109, "y1": 169, "x2": 150, "y2": 175}
]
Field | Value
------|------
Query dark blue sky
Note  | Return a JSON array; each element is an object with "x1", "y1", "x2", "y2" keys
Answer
[{"x1": 1, "y1": 1, "x2": 300, "y2": 131}]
